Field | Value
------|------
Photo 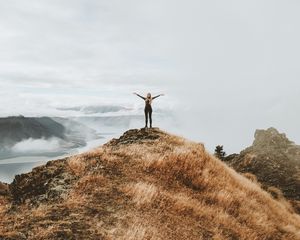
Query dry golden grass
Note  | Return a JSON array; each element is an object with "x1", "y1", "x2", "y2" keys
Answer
[
  {"x1": 67, "y1": 155, "x2": 87, "y2": 176},
  {"x1": 75, "y1": 174, "x2": 108, "y2": 194},
  {"x1": 1, "y1": 129, "x2": 300, "y2": 240},
  {"x1": 124, "y1": 182, "x2": 159, "y2": 208},
  {"x1": 106, "y1": 131, "x2": 300, "y2": 239},
  {"x1": 242, "y1": 172, "x2": 260, "y2": 185},
  {"x1": 111, "y1": 221, "x2": 158, "y2": 240}
]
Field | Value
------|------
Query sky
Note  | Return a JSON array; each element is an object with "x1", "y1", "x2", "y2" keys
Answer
[{"x1": 1, "y1": 0, "x2": 300, "y2": 153}]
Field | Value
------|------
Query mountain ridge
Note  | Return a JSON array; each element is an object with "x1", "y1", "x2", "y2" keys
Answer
[
  {"x1": 0, "y1": 128, "x2": 299, "y2": 239},
  {"x1": 0, "y1": 116, "x2": 66, "y2": 148},
  {"x1": 0, "y1": 116, "x2": 100, "y2": 160}
]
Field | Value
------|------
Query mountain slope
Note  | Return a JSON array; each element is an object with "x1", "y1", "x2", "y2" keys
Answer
[
  {"x1": 225, "y1": 127, "x2": 300, "y2": 212},
  {"x1": 0, "y1": 116, "x2": 100, "y2": 160},
  {"x1": 0, "y1": 116, "x2": 66, "y2": 148},
  {"x1": 0, "y1": 128, "x2": 299, "y2": 240}
]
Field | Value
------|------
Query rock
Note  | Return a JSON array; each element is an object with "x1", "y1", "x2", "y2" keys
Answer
[
  {"x1": 226, "y1": 127, "x2": 300, "y2": 203},
  {"x1": 223, "y1": 153, "x2": 239, "y2": 162},
  {"x1": 106, "y1": 128, "x2": 161, "y2": 146},
  {"x1": 0, "y1": 181, "x2": 9, "y2": 195},
  {"x1": 9, "y1": 159, "x2": 77, "y2": 205}
]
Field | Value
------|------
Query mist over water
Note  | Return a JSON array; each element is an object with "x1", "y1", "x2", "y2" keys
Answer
[
  {"x1": 0, "y1": 132, "x2": 110, "y2": 183},
  {"x1": 0, "y1": 111, "x2": 176, "y2": 183},
  {"x1": 11, "y1": 138, "x2": 61, "y2": 153}
]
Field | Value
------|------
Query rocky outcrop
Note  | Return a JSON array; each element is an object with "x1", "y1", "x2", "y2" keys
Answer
[
  {"x1": 9, "y1": 159, "x2": 77, "y2": 205},
  {"x1": 0, "y1": 181, "x2": 9, "y2": 196},
  {"x1": 107, "y1": 128, "x2": 161, "y2": 146},
  {"x1": 225, "y1": 127, "x2": 300, "y2": 202}
]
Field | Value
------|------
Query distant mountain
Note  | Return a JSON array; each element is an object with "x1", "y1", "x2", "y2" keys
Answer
[
  {"x1": 0, "y1": 116, "x2": 100, "y2": 159},
  {"x1": 0, "y1": 116, "x2": 65, "y2": 148},
  {"x1": 224, "y1": 127, "x2": 300, "y2": 212}
]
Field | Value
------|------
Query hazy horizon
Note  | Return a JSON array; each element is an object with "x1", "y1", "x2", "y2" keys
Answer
[{"x1": 1, "y1": 0, "x2": 300, "y2": 153}]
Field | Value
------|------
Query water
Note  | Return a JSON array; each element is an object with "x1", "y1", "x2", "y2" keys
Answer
[
  {"x1": 0, "y1": 157, "x2": 52, "y2": 183},
  {"x1": 0, "y1": 114, "x2": 167, "y2": 183},
  {"x1": 0, "y1": 132, "x2": 121, "y2": 183}
]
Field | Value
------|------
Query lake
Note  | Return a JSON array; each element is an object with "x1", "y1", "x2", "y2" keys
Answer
[{"x1": 0, "y1": 132, "x2": 120, "y2": 183}]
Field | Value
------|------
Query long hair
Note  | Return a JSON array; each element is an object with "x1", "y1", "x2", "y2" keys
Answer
[{"x1": 146, "y1": 93, "x2": 152, "y2": 104}]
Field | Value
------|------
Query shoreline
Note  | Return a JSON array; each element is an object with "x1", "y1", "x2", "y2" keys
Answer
[{"x1": 0, "y1": 132, "x2": 119, "y2": 183}]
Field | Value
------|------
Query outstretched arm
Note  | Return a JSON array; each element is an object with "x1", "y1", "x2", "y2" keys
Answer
[
  {"x1": 152, "y1": 94, "x2": 165, "y2": 100},
  {"x1": 133, "y1": 92, "x2": 146, "y2": 100}
]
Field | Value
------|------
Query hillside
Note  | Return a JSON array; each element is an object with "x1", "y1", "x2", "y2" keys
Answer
[
  {"x1": 225, "y1": 127, "x2": 300, "y2": 212},
  {"x1": 0, "y1": 116, "x2": 65, "y2": 148},
  {"x1": 0, "y1": 128, "x2": 300, "y2": 240},
  {"x1": 0, "y1": 116, "x2": 99, "y2": 159}
]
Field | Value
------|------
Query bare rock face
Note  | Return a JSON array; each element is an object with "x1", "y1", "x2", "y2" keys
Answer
[
  {"x1": 253, "y1": 128, "x2": 300, "y2": 159},
  {"x1": 107, "y1": 128, "x2": 161, "y2": 146},
  {"x1": 0, "y1": 181, "x2": 9, "y2": 196},
  {"x1": 226, "y1": 127, "x2": 300, "y2": 202},
  {"x1": 9, "y1": 159, "x2": 77, "y2": 205}
]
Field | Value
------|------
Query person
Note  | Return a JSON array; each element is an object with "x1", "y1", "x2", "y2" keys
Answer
[{"x1": 133, "y1": 92, "x2": 164, "y2": 128}]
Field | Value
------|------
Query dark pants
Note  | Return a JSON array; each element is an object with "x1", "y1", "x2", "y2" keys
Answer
[{"x1": 144, "y1": 107, "x2": 152, "y2": 127}]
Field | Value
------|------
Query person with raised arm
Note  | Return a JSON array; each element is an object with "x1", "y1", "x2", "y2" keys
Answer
[{"x1": 133, "y1": 92, "x2": 164, "y2": 128}]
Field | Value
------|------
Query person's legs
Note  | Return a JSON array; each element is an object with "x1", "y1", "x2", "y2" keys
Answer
[
  {"x1": 149, "y1": 109, "x2": 152, "y2": 128},
  {"x1": 144, "y1": 109, "x2": 148, "y2": 128}
]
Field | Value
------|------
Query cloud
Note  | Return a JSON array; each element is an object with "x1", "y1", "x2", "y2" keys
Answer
[
  {"x1": 0, "y1": 0, "x2": 300, "y2": 152},
  {"x1": 11, "y1": 138, "x2": 61, "y2": 153}
]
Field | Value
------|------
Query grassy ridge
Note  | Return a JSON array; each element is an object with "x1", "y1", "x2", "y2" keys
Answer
[{"x1": 0, "y1": 128, "x2": 299, "y2": 239}]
